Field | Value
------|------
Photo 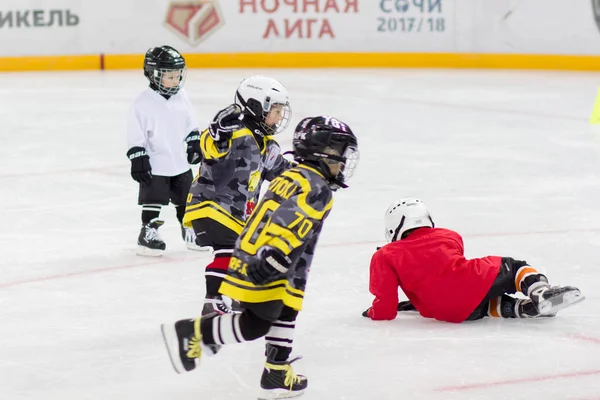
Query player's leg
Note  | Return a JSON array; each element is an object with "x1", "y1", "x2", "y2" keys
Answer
[
  {"x1": 137, "y1": 176, "x2": 170, "y2": 256},
  {"x1": 200, "y1": 301, "x2": 307, "y2": 397},
  {"x1": 191, "y1": 219, "x2": 240, "y2": 315},
  {"x1": 160, "y1": 301, "x2": 276, "y2": 374},
  {"x1": 466, "y1": 294, "x2": 543, "y2": 320},
  {"x1": 260, "y1": 306, "x2": 307, "y2": 399},
  {"x1": 503, "y1": 257, "x2": 584, "y2": 315},
  {"x1": 472, "y1": 257, "x2": 583, "y2": 318},
  {"x1": 169, "y1": 169, "x2": 210, "y2": 251}
]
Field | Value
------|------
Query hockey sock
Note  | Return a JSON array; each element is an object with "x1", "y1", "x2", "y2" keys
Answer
[
  {"x1": 265, "y1": 307, "x2": 298, "y2": 362},
  {"x1": 141, "y1": 204, "x2": 161, "y2": 224},
  {"x1": 487, "y1": 295, "x2": 519, "y2": 318},
  {"x1": 205, "y1": 251, "x2": 231, "y2": 297},
  {"x1": 201, "y1": 308, "x2": 271, "y2": 346},
  {"x1": 265, "y1": 323, "x2": 295, "y2": 362},
  {"x1": 175, "y1": 205, "x2": 185, "y2": 224},
  {"x1": 514, "y1": 265, "x2": 549, "y2": 296}
]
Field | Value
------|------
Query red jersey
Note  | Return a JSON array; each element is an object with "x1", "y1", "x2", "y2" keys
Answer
[{"x1": 368, "y1": 227, "x2": 501, "y2": 323}]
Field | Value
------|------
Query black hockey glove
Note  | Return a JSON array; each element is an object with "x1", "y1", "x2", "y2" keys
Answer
[
  {"x1": 362, "y1": 302, "x2": 415, "y2": 318},
  {"x1": 208, "y1": 104, "x2": 243, "y2": 142},
  {"x1": 185, "y1": 130, "x2": 202, "y2": 164},
  {"x1": 247, "y1": 247, "x2": 292, "y2": 285},
  {"x1": 126, "y1": 146, "x2": 152, "y2": 186},
  {"x1": 397, "y1": 301, "x2": 416, "y2": 312}
]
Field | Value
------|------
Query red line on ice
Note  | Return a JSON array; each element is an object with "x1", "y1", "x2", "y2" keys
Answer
[
  {"x1": 0, "y1": 255, "x2": 200, "y2": 289},
  {"x1": 1, "y1": 227, "x2": 599, "y2": 289},
  {"x1": 435, "y1": 369, "x2": 600, "y2": 392},
  {"x1": 570, "y1": 334, "x2": 600, "y2": 345}
]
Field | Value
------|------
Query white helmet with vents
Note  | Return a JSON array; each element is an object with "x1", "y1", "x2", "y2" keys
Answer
[
  {"x1": 384, "y1": 198, "x2": 434, "y2": 242},
  {"x1": 234, "y1": 75, "x2": 291, "y2": 135}
]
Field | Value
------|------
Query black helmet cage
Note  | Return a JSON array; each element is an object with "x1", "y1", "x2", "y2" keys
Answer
[
  {"x1": 143, "y1": 46, "x2": 187, "y2": 96},
  {"x1": 293, "y1": 121, "x2": 359, "y2": 187},
  {"x1": 235, "y1": 91, "x2": 291, "y2": 135}
]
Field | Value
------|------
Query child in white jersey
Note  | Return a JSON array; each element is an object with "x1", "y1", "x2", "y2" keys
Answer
[{"x1": 126, "y1": 45, "x2": 208, "y2": 256}]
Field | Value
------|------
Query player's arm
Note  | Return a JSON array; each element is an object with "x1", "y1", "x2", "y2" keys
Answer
[
  {"x1": 125, "y1": 103, "x2": 152, "y2": 185},
  {"x1": 263, "y1": 140, "x2": 294, "y2": 181},
  {"x1": 199, "y1": 128, "x2": 231, "y2": 162},
  {"x1": 126, "y1": 103, "x2": 147, "y2": 149},
  {"x1": 363, "y1": 250, "x2": 400, "y2": 320},
  {"x1": 200, "y1": 104, "x2": 243, "y2": 162}
]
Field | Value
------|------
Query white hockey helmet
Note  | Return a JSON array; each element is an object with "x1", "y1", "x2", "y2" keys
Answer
[
  {"x1": 384, "y1": 198, "x2": 434, "y2": 242},
  {"x1": 234, "y1": 75, "x2": 291, "y2": 135}
]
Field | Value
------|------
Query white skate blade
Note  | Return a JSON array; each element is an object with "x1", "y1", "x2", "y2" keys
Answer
[
  {"x1": 137, "y1": 246, "x2": 164, "y2": 257},
  {"x1": 186, "y1": 243, "x2": 212, "y2": 252},
  {"x1": 257, "y1": 388, "x2": 306, "y2": 400},
  {"x1": 538, "y1": 289, "x2": 585, "y2": 315},
  {"x1": 160, "y1": 323, "x2": 192, "y2": 374}
]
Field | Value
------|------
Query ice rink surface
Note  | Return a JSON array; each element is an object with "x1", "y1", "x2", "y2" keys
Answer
[{"x1": 1, "y1": 68, "x2": 600, "y2": 400}]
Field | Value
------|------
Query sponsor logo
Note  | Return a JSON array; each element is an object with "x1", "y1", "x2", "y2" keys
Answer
[{"x1": 164, "y1": 0, "x2": 224, "y2": 46}]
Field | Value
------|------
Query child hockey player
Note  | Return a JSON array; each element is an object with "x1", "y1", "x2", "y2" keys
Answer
[
  {"x1": 162, "y1": 116, "x2": 360, "y2": 399},
  {"x1": 126, "y1": 45, "x2": 208, "y2": 256},
  {"x1": 363, "y1": 198, "x2": 585, "y2": 322},
  {"x1": 182, "y1": 76, "x2": 294, "y2": 314}
]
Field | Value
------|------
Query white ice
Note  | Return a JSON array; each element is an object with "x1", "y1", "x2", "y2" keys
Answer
[{"x1": 1, "y1": 68, "x2": 600, "y2": 400}]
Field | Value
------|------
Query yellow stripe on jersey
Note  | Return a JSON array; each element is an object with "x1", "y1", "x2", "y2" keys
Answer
[
  {"x1": 231, "y1": 128, "x2": 253, "y2": 140},
  {"x1": 219, "y1": 275, "x2": 305, "y2": 311},
  {"x1": 183, "y1": 201, "x2": 245, "y2": 234},
  {"x1": 284, "y1": 167, "x2": 333, "y2": 221},
  {"x1": 200, "y1": 128, "x2": 257, "y2": 160},
  {"x1": 200, "y1": 129, "x2": 228, "y2": 160},
  {"x1": 260, "y1": 223, "x2": 303, "y2": 254}
]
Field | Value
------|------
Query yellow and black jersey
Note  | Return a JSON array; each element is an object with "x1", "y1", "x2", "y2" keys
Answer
[
  {"x1": 219, "y1": 164, "x2": 334, "y2": 311},
  {"x1": 183, "y1": 126, "x2": 291, "y2": 235}
]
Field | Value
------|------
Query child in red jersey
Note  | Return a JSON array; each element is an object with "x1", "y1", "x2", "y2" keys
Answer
[{"x1": 363, "y1": 198, "x2": 584, "y2": 322}]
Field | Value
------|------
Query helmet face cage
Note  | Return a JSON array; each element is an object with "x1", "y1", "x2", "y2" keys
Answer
[
  {"x1": 322, "y1": 138, "x2": 359, "y2": 186},
  {"x1": 260, "y1": 100, "x2": 292, "y2": 135},
  {"x1": 339, "y1": 145, "x2": 359, "y2": 183},
  {"x1": 149, "y1": 67, "x2": 187, "y2": 95}
]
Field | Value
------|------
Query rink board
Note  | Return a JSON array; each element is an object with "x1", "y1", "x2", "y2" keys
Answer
[{"x1": 1, "y1": 0, "x2": 600, "y2": 71}]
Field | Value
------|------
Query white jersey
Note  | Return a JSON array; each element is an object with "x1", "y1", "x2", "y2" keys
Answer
[{"x1": 126, "y1": 87, "x2": 199, "y2": 177}]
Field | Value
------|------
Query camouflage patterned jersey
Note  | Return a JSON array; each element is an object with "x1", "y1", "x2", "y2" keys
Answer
[
  {"x1": 183, "y1": 127, "x2": 291, "y2": 234},
  {"x1": 219, "y1": 164, "x2": 334, "y2": 311}
]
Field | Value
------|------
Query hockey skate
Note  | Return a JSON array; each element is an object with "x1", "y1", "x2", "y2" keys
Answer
[
  {"x1": 258, "y1": 357, "x2": 307, "y2": 399},
  {"x1": 202, "y1": 295, "x2": 235, "y2": 316},
  {"x1": 181, "y1": 225, "x2": 211, "y2": 252},
  {"x1": 528, "y1": 285, "x2": 584, "y2": 316},
  {"x1": 160, "y1": 316, "x2": 221, "y2": 374},
  {"x1": 514, "y1": 298, "x2": 555, "y2": 318},
  {"x1": 137, "y1": 218, "x2": 166, "y2": 256}
]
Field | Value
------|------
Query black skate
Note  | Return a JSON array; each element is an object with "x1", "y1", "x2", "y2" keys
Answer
[
  {"x1": 529, "y1": 285, "x2": 585, "y2": 316},
  {"x1": 181, "y1": 225, "x2": 211, "y2": 252},
  {"x1": 258, "y1": 357, "x2": 307, "y2": 399},
  {"x1": 161, "y1": 315, "x2": 222, "y2": 374},
  {"x1": 202, "y1": 295, "x2": 235, "y2": 316},
  {"x1": 137, "y1": 218, "x2": 166, "y2": 256},
  {"x1": 514, "y1": 299, "x2": 555, "y2": 318},
  {"x1": 160, "y1": 317, "x2": 203, "y2": 373}
]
